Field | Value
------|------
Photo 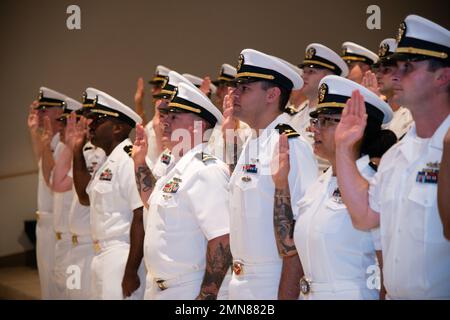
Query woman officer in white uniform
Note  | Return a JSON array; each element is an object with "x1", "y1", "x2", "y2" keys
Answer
[{"x1": 271, "y1": 75, "x2": 393, "y2": 299}]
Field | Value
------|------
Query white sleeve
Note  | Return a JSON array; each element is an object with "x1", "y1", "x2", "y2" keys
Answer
[
  {"x1": 368, "y1": 171, "x2": 382, "y2": 214},
  {"x1": 288, "y1": 138, "x2": 318, "y2": 216},
  {"x1": 119, "y1": 157, "x2": 144, "y2": 211},
  {"x1": 186, "y1": 164, "x2": 230, "y2": 241}
]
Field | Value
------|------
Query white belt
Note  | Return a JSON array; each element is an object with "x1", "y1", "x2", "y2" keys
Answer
[
  {"x1": 92, "y1": 236, "x2": 129, "y2": 253},
  {"x1": 154, "y1": 270, "x2": 204, "y2": 291},
  {"x1": 300, "y1": 276, "x2": 368, "y2": 295},
  {"x1": 232, "y1": 260, "x2": 281, "y2": 276}
]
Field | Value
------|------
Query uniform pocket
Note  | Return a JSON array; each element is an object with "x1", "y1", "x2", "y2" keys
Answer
[
  {"x1": 156, "y1": 194, "x2": 180, "y2": 228},
  {"x1": 313, "y1": 199, "x2": 348, "y2": 234},
  {"x1": 407, "y1": 183, "x2": 442, "y2": 243},
  {"x1": 93, "y1": 182, "x2": 114, "y2": 212}
]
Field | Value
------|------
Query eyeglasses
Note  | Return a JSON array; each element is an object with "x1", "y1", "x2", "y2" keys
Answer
[{"x1": 309, "y1": 116, "x2": 341, "y2": 129}]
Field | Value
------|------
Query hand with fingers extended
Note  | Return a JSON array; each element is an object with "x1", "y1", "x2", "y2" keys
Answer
[
  {"x1": 65, "y1": 112, "x2": 88, "y2": 152},
  {"x1": 132, "y1": 124, "x2": 149, "y2": 166},
  {"x1": 222, "y1": 87, "x2": 239, "y2": 132},
  {"x1": 200, "y1": 76, "x2": 212, "y2": 96},
  {"x1": 362, "y1": 70, "x2": 381, "y2": 97},
  {"x1": 271, "y1": 134, "x2": 291, "y2": 189},
  {"x1": 335, "y1": 90, "x2": 368, "y2": 150},
  {"x1": 27, "y1": 101, "x2": 40, "y2": 134}
]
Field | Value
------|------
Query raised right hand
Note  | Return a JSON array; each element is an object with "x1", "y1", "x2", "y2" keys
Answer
[
  {"x1": 132, "y1": 124, "x2": 149, "y2": 166},
  {"x1": 27, "y1": 101, "x2": 40, "y2": 134},
  {"x1": 222, "y1": 88, "x2": 239, "y2": 141},
  {"x1": 65, "y1": 112, "x2": 88, "y2": 151},
  {"x1": 335, "y1": 90, "x2": 368, "y2": 150},
  {"x1": 271, "y1": 134, "x2": 291, "y2": 189}
]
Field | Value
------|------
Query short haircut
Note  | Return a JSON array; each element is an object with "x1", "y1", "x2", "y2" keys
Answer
[{"x1": 260, "y1": 81, "x2": 292, "y2": 112}]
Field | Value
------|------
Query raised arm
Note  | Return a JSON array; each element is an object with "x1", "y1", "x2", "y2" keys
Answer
[
  {"x1": 222, "y1": 88, "x2": 245, "y2": 174},
  {"x1": 134, "y1": 77, "x2": 148, "y2": 125},
  {"x1": 438, "y1": 127, "x2": 450, "y2": 240},
  {"x1": 335, "y1": 90, "x2": 380, "y2": 230},
  {"x1": 68, "y1": 114, "x2": 91, "y2": 206},
  {"x1": 196, "y1": 234, "x2": 232, "y2": 300},
  {"x1": 132, "y1": 124, "x2": 157, "y2": 208},
  {"x1": 27, "y1": 102, "x2": 43, "y2": 162},
  {"x1": 40, "y1": 116, "x2": 55, "y2": 187},
  {"x1": 51, "y1": 142, "x2": 73, "y2": 192},
  {"x1": 271, "y1": 134, "x2": 303, "y2": 299}
]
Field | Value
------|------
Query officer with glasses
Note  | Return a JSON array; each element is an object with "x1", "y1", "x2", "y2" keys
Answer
[{"x1": 272, "y1": 75, "x2": 393, "y2": 299}]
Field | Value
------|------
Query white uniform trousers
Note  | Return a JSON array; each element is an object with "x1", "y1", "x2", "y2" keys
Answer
[
  {"x1": 299, "y1": 280, "x2": 379, "y2": 300},
  {"x1": 90, "y1": 239, "x2": 145, "y2": 300},
  {"x1": 53, "y1": 233, "x2": 72, "y2": 299},
  {"x1": 144, "y1": 271, "x2": 204, "y2": 300},
  {"x1": 35, "y1": 212, "x2": 56, "y2": 299},
  {"x1": 67, "y1": 235, "x2": 95, "y2": 299},
  {"x1": 228, "y1": 261, "x2": 281, "y2": 300}
]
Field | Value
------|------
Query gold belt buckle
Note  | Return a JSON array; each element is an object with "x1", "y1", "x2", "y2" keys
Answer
[
  {"x1": 55, "y1": 232, "x2": 62, "y2": 240},
  {"x1": 93, "y1": 240, "x2": 101, "y2": 253},
  {"x1": 72, "y1": 235, "x2": 78, "y2": 245},
  {"x1": 300, "y1": 277, "x2": 311, "y2": 295},
  {"x1": 156, "y1": 279, "x2": 167, "y2": 291},
  {"x1": 233, "y1": 261, "x2": 243, "y2": 276}
]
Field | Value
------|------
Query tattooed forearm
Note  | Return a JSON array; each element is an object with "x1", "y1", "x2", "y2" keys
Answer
[
  {"x1": 135, "y1": 164, "x2": 156, "y2": 207},
  {"x1": 197, "y1": 234, "x2": 232, "y2": 300},
  {"x1": 135, "y1": 165, "x2": 156, "y2": 193},
  {"x1": 274, "y1": 188, "x2": 297, "y2": 257}
]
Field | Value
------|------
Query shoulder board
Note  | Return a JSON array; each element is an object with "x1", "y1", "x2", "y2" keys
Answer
[
  {"x1": 285, "y1": 105, "x2": 299, "y2": 116},
  {"x1": 196, "y1": 152, "x2": 217, "y2": 164},
  {"x1": 368, "y1": 161, "x2": 378, "y2": 172},
  {"x1": 123, "y1": 145, "x2": 133, "y2": 157},
  {"x1": 275, "y1": 123, "x2": 300, "y2": 138}
]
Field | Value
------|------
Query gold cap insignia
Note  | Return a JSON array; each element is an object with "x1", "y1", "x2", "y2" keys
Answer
[
  {"x1": 318, "y1": 83, "x2": 328, "y2": 103},
  {"x1": 396, "y1": 22, "x2": 406, "y2": 44},
  {"x1": 237, "y1": 54, "x2": 244, "y2": 72},
  {"x1": 379, "y1": 43, "x2": 389, "y2": 57},
  {"x1": 305, "y1": 47, "x2": 316, "y2": 60},
  {"x1": 170, "y1": 87, "x2": 178, "y2": 101}
]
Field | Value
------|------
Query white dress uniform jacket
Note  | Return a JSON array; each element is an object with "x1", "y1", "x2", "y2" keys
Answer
[
  {"x1": 67, "y1": 142, "x2": 106, "y2": 299},
  {"x1": 87, "y1": 138, "x2": 145, "y2": 299},
  {"x1": 144, "y1": 143, "x2": 230, "y2": 300},
  {"x1": 229, "y1": 113, "x2": 317, "y2": 299},
  {"x1": 295, "y1": 156, "x2": 380, "y2": 300},
  {"x1": 369, "y1": 116, "x2": 450, "y2": 299}
]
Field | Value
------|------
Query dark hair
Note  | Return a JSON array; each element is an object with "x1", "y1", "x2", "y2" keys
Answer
[
  {"x1": 361, "y1": 127, "x2": 397, "y2": 159},
  {"x1": 260, "y1": 81, "x2": 291, "y2": 112}
]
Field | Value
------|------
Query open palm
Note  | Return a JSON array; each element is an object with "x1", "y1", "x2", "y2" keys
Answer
[
  {"x1": 65, "y1": 113, "x2": 88, "y2": 151},
  {"x1": 271, "y1": 134, "x2": 290, "y2": 189},
  {"x1": 132, "y1": 124, "x2": 148, "y2": 166},
  {"x1": 335, "y1": 90, "x2": 368, "y2": 149}
]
